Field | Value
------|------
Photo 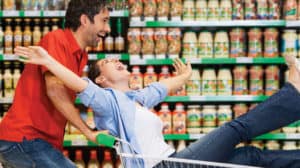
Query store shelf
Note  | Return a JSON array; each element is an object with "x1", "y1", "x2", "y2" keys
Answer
[
  {"x1": 76, "y1": 95, "x2": 269, "y2": 103},
  {"x1": 130, "y1": 57, "x2": 285, "y2": 65},
  {"x1": 75, "y1": 95, "x2": 269, "y2": 104},
  {"x1": 130, "y1": 20, "x2": 286, "y2": 28},
  {"x1": 166, "y1": 95, "x2": 269, "y2": 102},
  {"x1": 0, "y1": 10, "x2": 128, "y2": 17},
  {"x1": 63, "y1": 133, "x2": 300, "y2": 147},
  {"x1": 164, "y1": 133, "x2": 300, "y2": 140},
  {"x1": 64, "y1": 134, "x2": 98, "y2": 147},
  {"x1": 75, "y1": 95, "x2": 268, "y2": 104},
  {"x1": 0, "y1": 95, "x2": 269, "y2": 104},
  {"x1": 286, "y1": 21, "x2": 300, "y2": 27},
  {"x1": 0, "y1": 53, "x2": 129, "y2": 61}
]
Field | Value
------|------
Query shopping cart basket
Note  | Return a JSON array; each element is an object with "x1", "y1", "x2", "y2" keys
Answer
[{"x1": 96, "y1": 133, "x2": 261, "y2": 168}]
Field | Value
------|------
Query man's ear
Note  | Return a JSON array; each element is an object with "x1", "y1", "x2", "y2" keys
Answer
[
  {"x1": 80, "y1": 14, "x2": 90, "y2": 26},
  {"x1": 95, "y1": 75, "x2": 105, "y2": 85}
]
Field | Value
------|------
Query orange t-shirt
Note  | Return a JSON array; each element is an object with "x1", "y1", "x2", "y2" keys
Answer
[{"x1": 0, "y1": 29, "x2": 88, "y2": 150}]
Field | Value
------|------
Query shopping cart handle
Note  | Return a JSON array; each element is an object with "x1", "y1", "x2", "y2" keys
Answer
[{"x1": 96, "y1": 133, "x2": 116, "y2": 148}]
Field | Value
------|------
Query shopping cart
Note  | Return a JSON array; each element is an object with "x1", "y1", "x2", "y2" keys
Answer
[{"x1": 96, "y1": 134, "x2": 261, "y2": 168}]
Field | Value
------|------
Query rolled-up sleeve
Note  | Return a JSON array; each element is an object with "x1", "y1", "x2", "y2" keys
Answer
[
  {"x1": 77, "y1": 78, "x2": 112, "y2": 117},
  {"x1": 134, "y1": 82, "x2": 168, "y2": 108}
]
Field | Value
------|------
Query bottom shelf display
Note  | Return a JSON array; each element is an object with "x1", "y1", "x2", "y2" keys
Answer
[{"x1": 63, "y1": 133, "x2": 300, "y2": 147}]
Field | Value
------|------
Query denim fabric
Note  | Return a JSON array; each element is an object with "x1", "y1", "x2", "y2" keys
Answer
[
  {"x1": 228, "y1": 146, "x2": 300, "y2": 168},
  {"x1": 0, "y1": 139, "x2": 75, "y2": 168},
  {"x1": 165, "y1": 83, "x2": 300, "y2": 167}
]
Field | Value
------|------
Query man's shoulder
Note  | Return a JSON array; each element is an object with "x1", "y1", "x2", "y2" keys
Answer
[{"x1": 42, "y1": 29, "x2": 66, "y2": 42}]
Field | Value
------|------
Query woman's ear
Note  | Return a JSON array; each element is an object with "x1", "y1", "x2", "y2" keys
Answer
[{"x1": 95, "y1": 75, "x2": 105, "y2": 85}]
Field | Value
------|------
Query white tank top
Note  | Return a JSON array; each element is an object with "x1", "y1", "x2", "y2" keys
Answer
[{"x1": 134, "y1": 104, "x2": 175, "y2": 167}]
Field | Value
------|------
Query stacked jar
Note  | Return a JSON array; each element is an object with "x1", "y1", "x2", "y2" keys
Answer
[{"x1": 128, "y1": 28, "x2": 181, "y2": 59}]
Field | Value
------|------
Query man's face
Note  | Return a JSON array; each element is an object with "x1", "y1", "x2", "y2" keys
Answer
[{"x1": 86, "y1": 8, "x2": 111, "y2": 47}]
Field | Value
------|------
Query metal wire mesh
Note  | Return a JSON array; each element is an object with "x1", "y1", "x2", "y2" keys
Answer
[{"x1": 113, "y1": 139, "x2": 261, "y2": 168}]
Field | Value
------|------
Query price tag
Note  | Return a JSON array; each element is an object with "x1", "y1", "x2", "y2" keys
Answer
[
  {"x1": 43, "y1": 10, "x2": 59, "y2": 17},
  {"x1": 168, "y1": 54, "x2": 179, "y2": 59},
  {"x1": 286, "y1": 134, "x2": 300, "y2": 139},
  {"x1": 189, "y1": 96, "x2": 205, "y2": 101},
  {"x1": 189, "y1": 58, "x2": 201, "y2": 64},
  {"x1": 25, "y1": 11, "x2": 40, "y2": 17},
  {"x1": 88, "y1": 54, "x2": 97, "y2": 60},
  {"x1": 130, "y1": 57, "x2": 145, "y2": 65},
  {"x1": 155, "y1": 54, "x2": 166, "y2": 59},
  {"x1": 189, "y1": 134, "x2": 203, "y2": 139},
  {"x1": 72, "y1": 139, "x2": 88, "y2": 146},
  {"x1": 106, "y1": 54, "x2": 120, "y2": 59},
  {"x1": 110, "y1": 10, "x2": 123, "y2": 17},
  {"x1": 4, "y1": 54, "x2": 18, "y2": 60},
  {"x1": 3, "y1": 10, "x2": 19, "y2": 17},
  {"x1": 233, "y1": 95, "x2": 252, "y2": 101},
  {"x1": 236, "y1": 57, "x2": 253, "y2": 63},
  {"x1": 0, "y1": 98, "x2": 13, "y2": 104},
  {"x1": 130, "y1": 20, "x2": 145, "y2": 27}
]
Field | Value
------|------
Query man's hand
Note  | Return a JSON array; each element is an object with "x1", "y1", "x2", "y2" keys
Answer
[{"x1": 85, "y1": 130, "x2": 109, "y2": 143}]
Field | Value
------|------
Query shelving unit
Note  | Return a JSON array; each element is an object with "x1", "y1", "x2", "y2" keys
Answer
[
  {"x1": 130, "y1": 57, "x2": 286, "y2": 65},
  {"x1": 4, "y1": 54, "x2": 286, "y2": 65},
  {"x1": 63, "y1": 133, "x2": 300, "y2": 147},
  {"x1": 1, "y1": 1, "x2": 300, "y2": 165},
  {"x1": 73, "y1": 95, "x2": 269, "y2": 104}
]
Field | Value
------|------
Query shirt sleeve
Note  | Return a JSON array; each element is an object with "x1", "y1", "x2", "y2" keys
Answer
[
  {"x1": 134, "y1": 82, "x2": 168, "y2": 108},
  {"x1": 77, "y1": 78, "x2": 119, "y2": 135},
  {"x1": 39, "y1": 33, "x2": 67, "y2": 74},
  {"x1": 77, "y1": 78, "x2": 114, "y2": 117}
]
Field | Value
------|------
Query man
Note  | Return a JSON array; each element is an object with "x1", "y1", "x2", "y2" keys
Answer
[{"x1": 0, "y1": 0, "x2": 111, "y2": 167}]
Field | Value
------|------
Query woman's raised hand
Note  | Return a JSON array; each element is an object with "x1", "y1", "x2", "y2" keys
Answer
[
  {"x1": 15, "y1": 46, "x2": 52, "y2": 66},
  {"x1": 172, "y1": 58, "x2": 192, "y2": 78}
]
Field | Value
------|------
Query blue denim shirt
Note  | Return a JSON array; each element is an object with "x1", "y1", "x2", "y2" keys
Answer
[{"x1": 77, "y1": 78, "x2": 168, "y2": 154}]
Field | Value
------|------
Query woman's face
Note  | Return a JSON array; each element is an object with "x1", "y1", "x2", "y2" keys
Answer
[{"x1": 96, "y1": 58, "x2": 130, "y2": 84}]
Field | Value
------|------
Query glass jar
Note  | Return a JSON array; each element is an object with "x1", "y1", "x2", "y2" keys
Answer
[
  {"x1": 202, "y1": 105, "x2": 217, "y2": 133},
  {"x1": 186, "y1": 69, "x2": 201, "y2": 96},
  {"x1": 217, "y1": 105, "x2": 232, "y2": 126},
  {"x1": 202, "y1": 68, "x2": 217, "y2": 96},
  {"x1": 187, "y1": 105, "x2": 202, "y2": 134},
  {"x1": 264, "y1": 28, "x2": 279, "y2": 58},
  {"x1": 217, "y1": 68, "x2": 232, "y2": 95}
]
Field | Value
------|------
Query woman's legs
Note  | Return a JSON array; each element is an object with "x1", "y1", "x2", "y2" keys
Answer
[
  {"x1": 172, "y1": 82, "x2": 300, "y2": 163},
  {"x1": 171, "y1": 59, "x2": 300, "y2": 164}
]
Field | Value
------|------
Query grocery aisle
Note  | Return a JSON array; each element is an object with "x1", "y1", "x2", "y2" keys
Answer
[{"x1": 1, "y1": 0, "x2": 300, "y2": 167}]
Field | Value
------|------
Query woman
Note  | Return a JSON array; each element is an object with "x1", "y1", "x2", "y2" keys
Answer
[{"x1": 15, "y1": 46, "x2": 300, "y2": 167}]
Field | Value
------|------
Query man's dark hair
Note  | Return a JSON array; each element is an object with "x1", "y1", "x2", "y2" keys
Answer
[
  {"x1": 88, "y1": 61, "x2": 101, "y2": 84},
  {"x1": 65, "y1": 0, "x2": 110, "y2": 31}
]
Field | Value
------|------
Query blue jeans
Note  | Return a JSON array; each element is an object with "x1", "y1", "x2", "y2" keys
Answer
[
  {"x1": 167, "y1": 83, "x2": 300, "y2": 167},
  {"x1": 0, "y1": 138, "x2": 75, "y2": 168}
]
